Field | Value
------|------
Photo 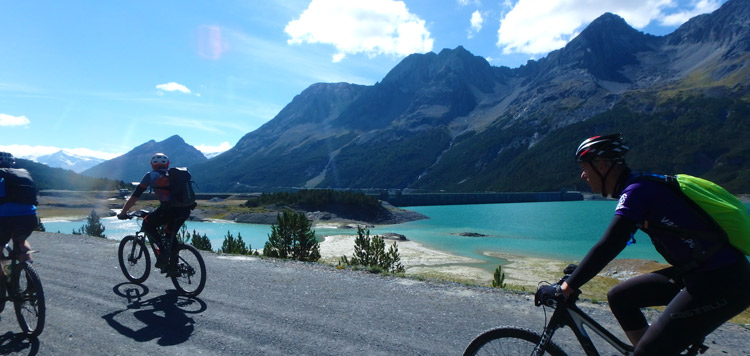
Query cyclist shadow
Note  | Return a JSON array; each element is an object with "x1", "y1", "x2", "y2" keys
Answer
[
  {"x1": 102, "y1": 283, "x2": 207, "y2": 346},
  {"x1": 0, "y1": 331, "x2": 40, "y2": 356}
]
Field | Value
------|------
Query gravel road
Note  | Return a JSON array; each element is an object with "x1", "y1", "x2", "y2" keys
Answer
[{"x1": 0, "y1": 232, "x2": 747, "y2": 355}]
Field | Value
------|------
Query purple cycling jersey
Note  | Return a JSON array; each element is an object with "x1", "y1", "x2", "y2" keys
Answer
[{"x1": 616, "y1": 177, "x2": 742, "y2": 272}]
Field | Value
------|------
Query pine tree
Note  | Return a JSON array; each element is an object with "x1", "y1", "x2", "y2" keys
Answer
[
  {"x1": 220, "y1": 231, "x2": 250, "y2": 255},
  {"x1": 73, "y1": 210, "x2": 106, "y2": 238},
  {"x1": 263, "y1": 211, "x2": 320, "y2": 261},
  {"x1": 492, "y1": 265, "x2": 506, "y2": 288},
  {"x1": 345, "y1": 226, "x2": 404, "y2": 273},
  {"x1": 190, "y1": 230, "x2": 213, "y2": 251}
]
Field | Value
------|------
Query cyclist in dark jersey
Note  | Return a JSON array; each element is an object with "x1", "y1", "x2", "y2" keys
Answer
[
  {"x1": 117, "y1": 153, "x2": 192, "y2": 274},
  {"x1": 0, "y1": 152, "x2": 36, "y2": 262},
  {"x1": 555, "y1": 134, "x2": 750, "y2": 355}
]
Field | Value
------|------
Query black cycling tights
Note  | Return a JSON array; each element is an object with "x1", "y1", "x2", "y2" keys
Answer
[
  {"x1": 142, "y1": 206, "x2": 192, "y2": 250},
  {"x1": 607, "y1": 258, "x2": 750, "y2": 355}
]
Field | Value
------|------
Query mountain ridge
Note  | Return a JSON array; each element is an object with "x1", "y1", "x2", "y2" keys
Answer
[
  {"x1": 92, "y1": 0, "x2": 750, "y2": 193},
  {"x1": 82, "y1": 135, "x2": 207, "y2": 183}
]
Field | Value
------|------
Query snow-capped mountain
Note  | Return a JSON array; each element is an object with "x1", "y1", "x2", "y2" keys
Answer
[
  {"x1": 35, "y1": 150, "x2": 106, "y2": 173},
  {"x1": 202, "y1": 151, "x2": 224, "y2": 159}
]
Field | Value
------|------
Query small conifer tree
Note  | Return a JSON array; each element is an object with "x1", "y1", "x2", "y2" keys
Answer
[
  {"x1": 220, "y1": 231, "x2": 250, "y2": 255},
  {"x1": 73, "y1": 210, "x2": 106, "y2": 238},
  {"x1": 263, "y1": 211, "x2": 320, "y2": 262},
  {"x1": 492, "y1": 265, "x2": 506, "y2": 288},
  {"x1": 191, "y1": 230, "x2": 213, "y2": 251},
  {"x1": 343, "y1": 226, "x2": 404, "y2": 273}
]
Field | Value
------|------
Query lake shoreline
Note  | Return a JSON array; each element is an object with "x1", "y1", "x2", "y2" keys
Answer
[
  {"x1": 317, "y1": 232, "x2": 669, "y2": 290},
  {"x1": 38, "y1": 197, "x2": 668, "y2": 290}
]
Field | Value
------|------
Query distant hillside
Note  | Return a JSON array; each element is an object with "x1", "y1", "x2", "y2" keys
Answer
[
  {"x1": 15, "y1": 159, "x2": 124, "y2": 191},
  {"x1": 429, "y1": 95, "x2": 750, "y2": 193},
  {"x1": 188, "y1": 0, "x2": 750, "y2": 194},
  {"x1": 82, "y1": 135, "x2": 207, "y2": 183}
]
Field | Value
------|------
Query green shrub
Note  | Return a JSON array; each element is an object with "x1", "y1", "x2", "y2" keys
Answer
[
  {"x1": 339, "y1": 226, "x2": 404, "y2": 274},
  {"x1": 72, "y1": 210, "x2": 106, "y2": 238},
  {"x1": 491, "y1": 265, "x2": 506, "y2": 288},
  {"x1": 191, "y1": 231, "x2": 213, "y2": 251},
  {"x1": 220, "y1": 230, "x2": 252, "y2": 255},
  {"x1": 263, "y1": 211, "x2": 320, "y2": 262},
  {"x1": 176, "y1": 226, "x2": 213, "y2": 251}
]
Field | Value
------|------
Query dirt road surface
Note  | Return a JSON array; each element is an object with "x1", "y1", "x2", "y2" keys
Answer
[{"x1": 0, "y1": 232, "x2": 747, "y2": 355}]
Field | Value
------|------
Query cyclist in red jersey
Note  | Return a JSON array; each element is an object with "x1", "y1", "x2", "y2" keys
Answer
[{"x1": 117, "y1": 153, "x2": 192, "y2": 274}]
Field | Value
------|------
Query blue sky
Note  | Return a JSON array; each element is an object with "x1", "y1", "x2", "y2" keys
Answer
[{"x1": 0, "y1": 0, "x2": 727, "y2": 160}]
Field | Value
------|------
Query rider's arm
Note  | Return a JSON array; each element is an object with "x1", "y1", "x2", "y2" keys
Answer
[
  {"x1": 118, "y1": 183, "x2": 147, "y2": 217},
  {"x1": 561, "y1": 214, "x2": 638, "y2": 295}
]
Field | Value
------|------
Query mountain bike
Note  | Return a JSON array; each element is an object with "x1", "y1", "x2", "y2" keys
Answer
[
  {"x1": 463, "y1": 265, "x2": 709, "y2": 356},
  {"x1": 118, "y1": 210, "x2": 206, "y2": 297},
  {"x1": 0, "y1": 244, "x2": 45, "y2": 338}
]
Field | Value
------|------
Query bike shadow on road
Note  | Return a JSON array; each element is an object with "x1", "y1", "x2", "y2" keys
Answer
[
  {"x1": 102, "y1": 283, "x2": 208, "y2": 346},
  {"x1": 0, "y1": 331, "x2": 39, "y2": 356}
]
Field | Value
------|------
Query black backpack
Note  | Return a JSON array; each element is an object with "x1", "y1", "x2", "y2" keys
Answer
[
  {"x1": 167, "y1": 167, "x2": 196, "y2": 209},
  {"x1": 0, "y1": 168, "x2": 38, "y2": 206}
]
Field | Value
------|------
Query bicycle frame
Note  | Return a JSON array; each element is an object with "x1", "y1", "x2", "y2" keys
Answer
[
  {"x1": 129, "y1": 211, "x2": 172, "y2": 258},
  {"x1": 540, "y1": 296, "x2": 634, "y2": 356}
]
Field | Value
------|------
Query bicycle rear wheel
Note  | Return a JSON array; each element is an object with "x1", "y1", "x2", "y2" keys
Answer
[
  {"x1": 463, "y1": 327, "x2": 567, "y2": 356},
  {"x1": 170, "y1": 244, "x2": 206, "y2": 297},
  {"x1": 12, "y1": 261, "x2": 45, "y2": 338},
  {"x1": 118, "y1": 235, "x2": 151, "y2": 284}
]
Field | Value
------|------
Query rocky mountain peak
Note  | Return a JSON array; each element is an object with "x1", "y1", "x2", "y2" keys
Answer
[
  {"x1": 667, "y1": 0, "x2": 750, "y2": 46},
  {"x1": 82, "y1": 135, "x2": 207, "y2": 182},
  {"x1": 541, "y1": 12, "x2": 657, "y2": 83}
]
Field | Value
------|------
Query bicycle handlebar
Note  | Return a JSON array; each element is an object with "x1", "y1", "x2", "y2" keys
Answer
[
  {"x1": 534, "y1": 264, "x2": 581, "y2": 307},
  {"x1": 118, "y1": 210, "x2": 150, "y2": 220}
]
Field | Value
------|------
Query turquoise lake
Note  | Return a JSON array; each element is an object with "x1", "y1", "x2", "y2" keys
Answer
[{"x1": 42, "y1": 200, "x2": 675, "y2": 271}]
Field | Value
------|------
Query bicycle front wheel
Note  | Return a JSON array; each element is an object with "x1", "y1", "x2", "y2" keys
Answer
[
  {"x1": 463, "y1": 327, "x2": 567, "y2": 356},
  {"x1": 12, "y1": 261, "x2": 46, "y2": 338},
  {"x1": 118, "y1": 235, "x2": 151, "y2": 284},
  {"x1": 170, "y1": 244, "x2": 206, "y2": 297}
]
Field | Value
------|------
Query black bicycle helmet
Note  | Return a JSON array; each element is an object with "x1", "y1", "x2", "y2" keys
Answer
[{"x1": 575, "y1": 134, "x2": 629, "y2": 163}]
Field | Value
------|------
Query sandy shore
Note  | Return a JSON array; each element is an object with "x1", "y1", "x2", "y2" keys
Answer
[
  {"x1": 318, "y1": 231, "x2": 670, "y2": 291},
  {"x1": 318, "y1": 233, "x2": 573, "y2": 288}
]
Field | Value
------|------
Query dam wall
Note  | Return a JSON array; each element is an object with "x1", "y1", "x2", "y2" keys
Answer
[{"x1": 383, "y1": 191, "x2": 583, "y2": 207}]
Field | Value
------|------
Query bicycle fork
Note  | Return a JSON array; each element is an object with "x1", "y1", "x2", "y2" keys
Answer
[{"x1": 533, "y1": 308, "x2": 566, "y2": 356}]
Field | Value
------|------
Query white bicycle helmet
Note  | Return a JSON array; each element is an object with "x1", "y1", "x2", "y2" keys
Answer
[
  {"x1": 0, "y1": 152, "x2": 15, "y2": 168},
  {"x1": 150, "y1": 153, "x2": 170, "y2": 170}
]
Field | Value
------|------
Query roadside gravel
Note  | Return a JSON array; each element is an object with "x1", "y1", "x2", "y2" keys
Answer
[{"x1": 0, "y1": 232, "x2": 747, "y2": 355}]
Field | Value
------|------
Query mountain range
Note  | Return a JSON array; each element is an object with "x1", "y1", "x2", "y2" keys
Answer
[
  {"x1": 83, "y1": 0, "x2": 750, "y2": 193},
  {"x1": 81, "y1": 135, "x2": 207, "y2": 183},
  {"x1": 33, "y1": 150, "x2": 105, "y2": 173}
]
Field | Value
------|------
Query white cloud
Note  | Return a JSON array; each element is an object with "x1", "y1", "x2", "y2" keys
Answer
[
  {"x1": 468, "y1": 10, "x2": 484, "y2": 38},
  {"x1": 0, "y1": 113, "x2": 30, "y2": 127},
  {"x1": 659, "y1": 0, "x2": 723, "y2": 26},
  {"x1": 156, "y1": 82, "x2": 192, "y2": 94},
  {"x1": 496, "y1": 0, "x2": 723, "y2": 55},
  {"x1": 195, "y1": 142, "x2": 232, "y2": 155},
  {"x1": 285, "y1": 0, "x2": 434, "y2": 62},
  {"x1": 457, "y1": 0, "x2": 481, "y2": 5}
]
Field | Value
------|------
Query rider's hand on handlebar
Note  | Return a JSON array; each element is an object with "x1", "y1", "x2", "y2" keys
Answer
[
  {"x1": 117, "y1": 212, "x2": 130, "y2": 220},
  {"x1": 535, "y1": 284, "x2": 564, "y2": 307}
]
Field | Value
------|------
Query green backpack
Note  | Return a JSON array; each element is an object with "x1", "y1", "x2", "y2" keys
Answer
[{"x1": 638, "y1": 173, "x2": 750, "y2": 255}]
